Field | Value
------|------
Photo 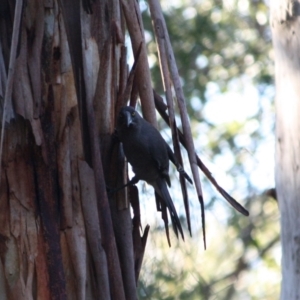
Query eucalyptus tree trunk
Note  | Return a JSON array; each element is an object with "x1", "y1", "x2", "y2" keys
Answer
[
  {"x1": 0, "y1": 0, "x2": 143, "y2": 299},
  {"x1": 271, "y1": 1, "x2": 300, "y2": 298}
]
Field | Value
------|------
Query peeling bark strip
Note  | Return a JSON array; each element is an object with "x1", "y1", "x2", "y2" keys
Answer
[
  {"x1": 78, "y1": 160, "x2": 110, "y2": 299},
  {"x1": 0, "y1": 0, "x2": 23, "y2": 180},
  {"x1": 58, "y1": 0, "x2": 91, "y2": 163},
  {"x1": 150, "y1": 9, "x2": 192, "y2": 236},
  {"x1": 85, "y1": 104, "x2": 126, "y2": 300},
  {"x1": 149, "y1": 0, "x2": 206, "y2": 249},
  {"x1": 121, "y1": 0, "x2": 157, "y2": 125}
]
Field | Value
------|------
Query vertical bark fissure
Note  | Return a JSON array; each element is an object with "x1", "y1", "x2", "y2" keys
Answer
[{"x1": 35, "y1": 84, "x2": 67, "y2": 300}]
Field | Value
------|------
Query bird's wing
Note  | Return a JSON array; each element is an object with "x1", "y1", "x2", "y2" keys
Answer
[{"x1": 142, "y1": 122, "x2": 171, "y2": 186}]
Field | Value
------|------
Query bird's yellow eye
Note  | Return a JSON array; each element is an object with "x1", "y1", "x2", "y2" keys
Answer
[{"x1": 132, "y1": 112, "x2": 135, "y2": 116}]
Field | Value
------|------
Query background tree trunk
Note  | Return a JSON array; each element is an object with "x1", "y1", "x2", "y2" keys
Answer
[{"x1": 271, "y1": 1, "x2": 300, "y2": 298}]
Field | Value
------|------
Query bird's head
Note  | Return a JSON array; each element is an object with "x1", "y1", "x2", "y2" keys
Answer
[{"x1": 117, "y1": 106, "x2": 140, "y2": 129}]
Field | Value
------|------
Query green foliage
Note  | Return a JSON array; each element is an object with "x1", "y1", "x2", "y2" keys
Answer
[
  {"x1": 142, "y1": 0, "x2": 272, "y2": 114},
  {"x1": 138, "y1": 195, "x2": 279, "y2": 299}
]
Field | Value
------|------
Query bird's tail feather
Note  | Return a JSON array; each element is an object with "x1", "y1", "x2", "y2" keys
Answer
[{"x1": 153, "y1": 178, "x2": 184, "y2": 240}]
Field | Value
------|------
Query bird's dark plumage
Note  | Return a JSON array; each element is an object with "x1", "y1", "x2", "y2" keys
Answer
[{"x1": 117, "y1": 106, "x2": 188, "y2": 239}]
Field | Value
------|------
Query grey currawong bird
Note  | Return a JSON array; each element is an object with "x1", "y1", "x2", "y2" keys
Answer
[{"x1": 117, "y1": 106, "x2": 192, "y2": 240}]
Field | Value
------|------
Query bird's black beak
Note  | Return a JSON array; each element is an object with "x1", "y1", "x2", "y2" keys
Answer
[{"x1": 124, "y1": 111, "x2": 133, "y2": 127}]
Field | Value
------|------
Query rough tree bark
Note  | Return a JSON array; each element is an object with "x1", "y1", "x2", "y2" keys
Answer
[
  {"x1": 271, "y1": 0, "x2": 300, "y2": 298},
  {"x1": 0, "y1": 0, "x2": 145, "y2": 299}
]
